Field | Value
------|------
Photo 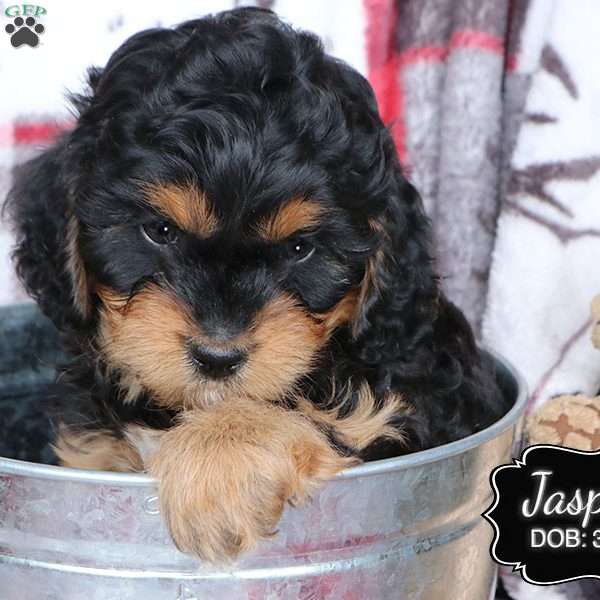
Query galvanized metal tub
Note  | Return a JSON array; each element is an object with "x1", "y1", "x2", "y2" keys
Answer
[{"x1": 0, "y1": 304, "x2": 527, "y2": 600}]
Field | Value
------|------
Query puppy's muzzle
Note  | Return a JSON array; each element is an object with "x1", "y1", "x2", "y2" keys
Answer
[{"x1": 189, "y1": 343, "x2": 247, "y2": 380}]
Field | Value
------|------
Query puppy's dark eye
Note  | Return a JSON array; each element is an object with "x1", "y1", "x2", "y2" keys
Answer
[
  {"x1": 141, "y1": 221, "x2": 179, "y2": 245},
  {"x1": 288, "y1": 238, "x2": 315, "y2": 263}
]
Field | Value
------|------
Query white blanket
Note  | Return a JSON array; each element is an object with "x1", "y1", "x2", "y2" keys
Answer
[{"x1": 484, "y1": 1, "x2": 600, "y2": 597}]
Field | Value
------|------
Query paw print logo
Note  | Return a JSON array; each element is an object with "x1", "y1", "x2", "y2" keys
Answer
[{"x1": 5, "y1": 16, "x2": 45, "y2": 48}]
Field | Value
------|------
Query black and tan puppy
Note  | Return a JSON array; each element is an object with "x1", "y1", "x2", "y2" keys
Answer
[{"x1": 5, "y1": 8, "x2": 508, "y2": 561}]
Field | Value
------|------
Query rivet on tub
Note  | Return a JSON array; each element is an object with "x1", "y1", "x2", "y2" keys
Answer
[{"x1": 143, "y1": 494, "x2": 160, "y2": 515}]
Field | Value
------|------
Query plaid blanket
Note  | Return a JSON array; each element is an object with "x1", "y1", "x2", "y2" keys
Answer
[
  {"x1": 365, "y1": 0, "x2": 517, "y2": 332},
  {"x1": 2, "y1": 2, "x2": 600, "y2": 598}
]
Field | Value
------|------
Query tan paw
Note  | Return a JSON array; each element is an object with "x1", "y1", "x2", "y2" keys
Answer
[{"x1": 149, "y1": 399, "x2": 354, "y2": 562}]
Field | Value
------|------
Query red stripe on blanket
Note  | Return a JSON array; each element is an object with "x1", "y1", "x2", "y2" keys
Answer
[
  {"x1": 399, "y1": 29, "x2": 507, "y2": 67},
  {"x1": 449, "y1": 29, "x2": 518, "y2": 71},
  {"x1": 363, "y1": 4, "x2": 517, "y2": 166},
  {"x1": 0, "y1": 121, "x2": 73, "y2": 146},
  {"x1": 13, "y1": 121, "x2": 73, "y2": 145},
  {"x1": 450, "y1": 29, "x2": 504, "y2": 54},
  {"x1": 363, "y1": 0, "x2": 408, "y2": 164},
  {"x1": 369, "y1": 55, "x2": 407, "y2": 164},
  {"x1": 397, "y1": 46, "x2": 447, "y2": 67}
]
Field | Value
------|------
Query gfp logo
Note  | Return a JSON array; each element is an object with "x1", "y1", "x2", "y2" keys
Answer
[{"x1": 4, "y1": 4, "x2": 46, "y2": 48}]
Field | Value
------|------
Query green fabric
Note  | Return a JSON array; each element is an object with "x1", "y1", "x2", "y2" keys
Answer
[{"x1": 0, "y1": 303, "x2": 63, "y2": 463}]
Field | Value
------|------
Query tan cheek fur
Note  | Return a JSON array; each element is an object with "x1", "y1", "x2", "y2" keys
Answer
[
  {"x1": 97, "y1": 288, "x2": 330, "y2": 410},
  {"x1": 54, "y1": 428, "x2": 144, "y2": 472},
  {"x1": 237, "y1": 294, "x2": 328, "y2": 402},
  {"x1": 97, "y1": 284, "x2": 202, "y2": 409},
  {"x1": 149, "y1": 398, "x2": 355, "y2": 562}
]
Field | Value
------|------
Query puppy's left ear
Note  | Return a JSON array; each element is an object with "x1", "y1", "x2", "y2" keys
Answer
[
  {"x1": 352, "y1": 159, "x2": 443, "y2": 382},
  {"x1": 322, "y1": 61, "x2": 440, "y2": 372},
  {"x1": 4, "y1": 138, "x2": 91, "y2": 332}
]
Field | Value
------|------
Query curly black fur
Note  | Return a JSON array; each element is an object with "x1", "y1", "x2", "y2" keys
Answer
[{"x1": 4, "y1": 7, "x2": 509, "y2": 462}]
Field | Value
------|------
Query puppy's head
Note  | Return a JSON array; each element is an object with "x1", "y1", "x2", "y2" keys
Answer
[{"x1": 5, "y1": 8, "x2": 438, "y2": 408}]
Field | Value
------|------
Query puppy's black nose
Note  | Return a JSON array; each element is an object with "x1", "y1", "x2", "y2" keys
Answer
[{"x1": 189, "y1": 344, "x2": 246, "y2": 379}]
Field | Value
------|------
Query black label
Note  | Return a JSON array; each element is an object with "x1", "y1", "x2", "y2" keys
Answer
[{"x1": 484, "y1": 444, "x2": 600, "y2": 585}]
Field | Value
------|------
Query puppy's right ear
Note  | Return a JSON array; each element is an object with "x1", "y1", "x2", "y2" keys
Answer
[{"x1": 4, "y1": 138, "x2": 91, "y2": 332}]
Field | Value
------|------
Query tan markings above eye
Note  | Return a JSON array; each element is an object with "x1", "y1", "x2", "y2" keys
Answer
[
  {"x1": 142, "y1": 183, "x2": 218, "y2": 238},
  {"x1": 255, "y1": 198, "x2": 324, "y2": 242}
]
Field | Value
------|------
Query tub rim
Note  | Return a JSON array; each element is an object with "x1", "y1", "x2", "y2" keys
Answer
[{"x1": 0, "y1": 350, "x2": 527, "y2": 486}]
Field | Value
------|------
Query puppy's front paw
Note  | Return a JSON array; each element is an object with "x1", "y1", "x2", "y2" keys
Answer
[{"x1": 149, "y1": 399, "x2": 354, "y2": 562}]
